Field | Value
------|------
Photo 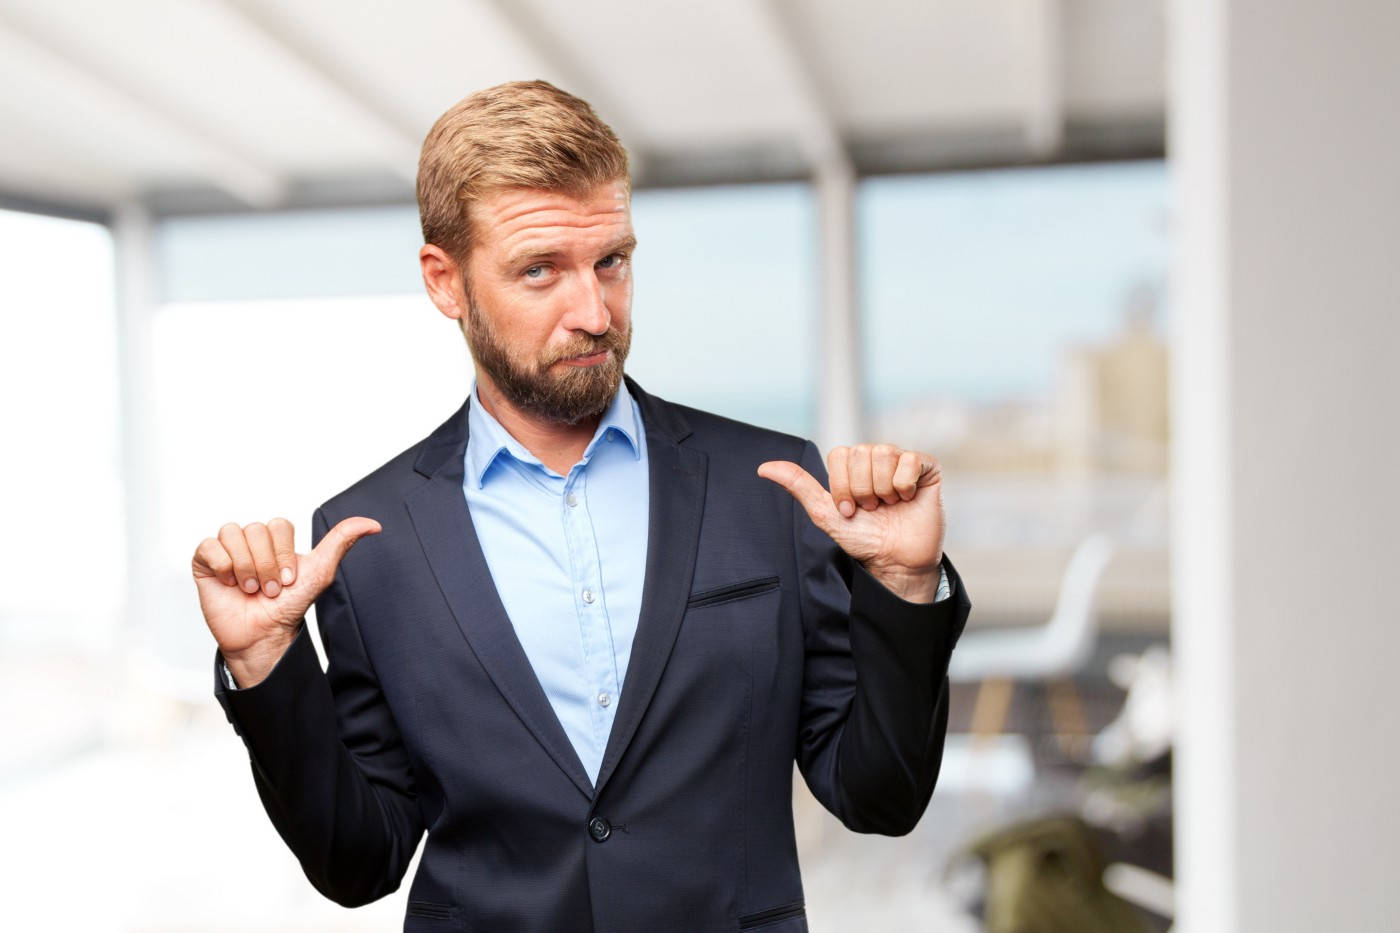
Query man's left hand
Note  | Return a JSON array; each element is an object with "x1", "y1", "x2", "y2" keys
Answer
[{"x1": 758, "y1": 445, "x2": 945, "y2": 603}]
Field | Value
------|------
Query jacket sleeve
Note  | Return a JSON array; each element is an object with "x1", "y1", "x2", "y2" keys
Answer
[
  {"x1": 790, "y1": 440, "x2": 971, "y2": 835},
  {"x1": 213, "y1": 506, "x2": 424, "y2": 906}
]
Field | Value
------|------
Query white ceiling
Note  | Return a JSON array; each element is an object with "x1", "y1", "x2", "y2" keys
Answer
[{"x1": 0, "y1": 0, "x2": 1164, "y2": 217}]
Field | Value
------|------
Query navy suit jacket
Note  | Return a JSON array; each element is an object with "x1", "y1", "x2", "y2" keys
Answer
[{"x1": 215, "y1": 377, "x2": 970, "y2": 932}]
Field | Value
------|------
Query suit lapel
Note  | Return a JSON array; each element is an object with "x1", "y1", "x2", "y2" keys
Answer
[
  {"x1": 593, "y1": 380, "x2": 708, "y2": 796},
  {"x1": 404, "y1": 400, "x2": 595, "y2": 801}
]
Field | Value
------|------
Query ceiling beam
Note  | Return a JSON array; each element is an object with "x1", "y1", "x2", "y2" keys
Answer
[
  {"x1": 745, "y1": 0, "x2": 850, "y2": 174},
  {"x1": 213, "y1": 0, "x2": 423, "y2": 183},
  {"x1": 0, "y1": 187, "x2": 111, "y2": 225},
  {"x1": 0, "y1": 5, "x2": 285, "y2": 209}
]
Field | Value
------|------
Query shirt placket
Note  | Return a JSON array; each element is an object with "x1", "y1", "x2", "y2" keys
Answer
[{"x1": 562, "y1": 469, "x2": 621, "y2": 749}]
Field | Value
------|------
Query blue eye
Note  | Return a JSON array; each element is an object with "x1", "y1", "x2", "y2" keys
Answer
[
  {"x1": 598, "y1": 254, "x2": 624, "y2": 269},
  {"x1": 524, "y1": 265, "x2": 544, "y2": 278}
]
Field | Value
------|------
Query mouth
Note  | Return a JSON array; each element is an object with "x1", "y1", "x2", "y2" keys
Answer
[{"x1": 558, "y1": 348, "x2": 610, "y2": 367}]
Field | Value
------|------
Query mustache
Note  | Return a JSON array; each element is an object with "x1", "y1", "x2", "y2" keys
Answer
[{"x1": 541, "y1": 326, "x2": 629, "y2": 367}]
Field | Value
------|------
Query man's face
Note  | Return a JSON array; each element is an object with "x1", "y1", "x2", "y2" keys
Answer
[{"x1": 461, "y1": 181, "x2": 635, "y2": 425}]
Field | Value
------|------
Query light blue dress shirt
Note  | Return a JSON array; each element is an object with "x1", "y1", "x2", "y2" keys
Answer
[{"x1": 463, "y1": 381, "x2": 649, "y2": 785}]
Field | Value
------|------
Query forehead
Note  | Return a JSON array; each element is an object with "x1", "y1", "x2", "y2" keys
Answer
[{"x1": 471, "y1": 182, "x2": 632, "y2": 259}]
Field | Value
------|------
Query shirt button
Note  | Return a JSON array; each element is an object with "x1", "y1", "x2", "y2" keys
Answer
[
  {"x1": 588, "y1": 816, "x2": 611, "y2": 842},
  {"x1": 582, "y1": 588, "x2": 595, "y2": 604},
  {"x1": 566, "y1": 492, "x2": 579, "y2": 508},
  {"x1": 597, "y1": 692, "x2": 611, "y2": 708}
]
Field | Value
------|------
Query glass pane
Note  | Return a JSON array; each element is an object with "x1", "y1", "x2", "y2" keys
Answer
[
  {"x1": 156, "y1": 205, "x2": 424, "y2": 302},
  {"x1": 860, "y1": 161, "x2": 1170, "y2": 629},
  {"x1": 628, "y1": 183, "x2": 816, "y2": 436}
]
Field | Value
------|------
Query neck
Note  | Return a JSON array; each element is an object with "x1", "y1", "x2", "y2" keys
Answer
[{"x1": 475, "y1": 377, "x2": 604, "y2": 476}]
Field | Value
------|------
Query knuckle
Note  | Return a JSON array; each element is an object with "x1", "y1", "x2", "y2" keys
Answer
[
  {"x1": 245, "y1": 521, "x2": 268, "y2": 536},
  {"x1": 267, "y1": 516, "x2": 292, "y2": 532}
]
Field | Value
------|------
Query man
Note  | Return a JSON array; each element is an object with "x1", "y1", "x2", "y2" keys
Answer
[{"x1": 193, "y1": 81, "x2": 970, "y2": 932}]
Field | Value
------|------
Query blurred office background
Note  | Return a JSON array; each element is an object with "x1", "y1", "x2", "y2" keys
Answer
[{"x1": 0, "y1": 1, "x2": 1394, "y2": 931}]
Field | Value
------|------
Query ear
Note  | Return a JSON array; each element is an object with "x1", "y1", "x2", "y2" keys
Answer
[{"x1": 420, "y1": 244, "x2": 468, "y2": 321}]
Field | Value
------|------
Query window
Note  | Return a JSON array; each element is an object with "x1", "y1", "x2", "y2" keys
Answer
[{"x1": 860, "y1": 161, "x2": 1170, "y2": 628}]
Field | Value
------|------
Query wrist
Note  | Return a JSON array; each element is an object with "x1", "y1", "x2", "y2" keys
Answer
[
  {"x1": 862, "y1": 559, "x2": 942, "y2": 604},
  {"x1": 222, "y1": 624, "x2": 301, "y2": 688}
]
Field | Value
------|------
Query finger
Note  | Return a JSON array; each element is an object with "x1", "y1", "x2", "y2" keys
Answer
[
  {"x1": 917, "y1": 453, "x2": 942, "y2": 488},
  {"x1": 307, "y1": 516, "x2": 383, "y2": 580},
  {"x1": 244, "y1": 522, "x2": 282, "y2": 598},
  {"x1": 218, "y1": 523, "x2": 260, "y2": 595},
  {"x1": 192, "y1": 537, "x2": 236, "y2": 587},
  {"x1": 268, "y1": 517, "x2": 297, "y2": 587},
  {"x1": 871, "y1": 444, "x2": 901, "y2": 505},
  {"x1": 848, "y1": 444, "x2": 878, "y2": 511},
  {"x1": 826, "y1": 446, "x2": 855, "y2": 518},
  {"x1": 892, "y1": 450, "x2": 922, "y2": 501},
  {"x1": 756, "y1": 460, "x2": 842, "y2": 533}
]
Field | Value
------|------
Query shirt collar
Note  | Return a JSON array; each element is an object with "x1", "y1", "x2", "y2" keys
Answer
[{"x1": 465, "y1": 378, "x2": 644, "y2": 489}]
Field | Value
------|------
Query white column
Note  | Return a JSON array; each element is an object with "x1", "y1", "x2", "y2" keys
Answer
[
  {"x1": 1170, "y1": 2, "x2": 1400, "y2": 930},
  {"x1": 1024, "y1": 0, "x2": 1065, "y2": 157},
  {"x1": 815, "y1": 156, "x2": 862, "y2": 451},
  {"x1": 113, "y1": 202, "x2": 159, "y2": 643}
]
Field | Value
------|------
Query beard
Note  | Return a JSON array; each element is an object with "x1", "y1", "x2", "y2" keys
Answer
[{"x1": 464, "y1": 297, "x2": 632, "y2": 426}]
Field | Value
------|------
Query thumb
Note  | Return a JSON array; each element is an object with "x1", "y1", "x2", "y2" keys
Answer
[
  {"x1": 307, "y1": 516, "x2": 382, "y2": 579},
  {"x1": 757, "y1": 460, "x2": 840, "y2": 533}
]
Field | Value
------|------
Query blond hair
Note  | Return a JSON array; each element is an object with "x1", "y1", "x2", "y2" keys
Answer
[{"x1": 417, "y1": 80, "x2": 630, "y2": 261}]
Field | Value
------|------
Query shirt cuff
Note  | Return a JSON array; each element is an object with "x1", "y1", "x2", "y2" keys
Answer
[
  {"x1": 219, "y1": 657, "x2": 238, "y2": 690},
  {"x1": 934, "y1": 562, "x2": 951, "y2": 603}
]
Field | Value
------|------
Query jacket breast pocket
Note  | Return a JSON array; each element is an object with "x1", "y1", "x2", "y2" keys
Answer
[
  {"x1": 677, "y1": 575, "x2": 783, "y2": 698},
  {"x1": 739, "y1": 900, "x2": 807, "y2": 930},
  {"x1": 686, "y1": 575, "x2": 780, "y2": 610},
  {"x1": 406, "y1": 900, "x2": 457, "y2": 924}
]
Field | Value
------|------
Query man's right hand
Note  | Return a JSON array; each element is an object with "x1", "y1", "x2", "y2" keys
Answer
[{"x1": 192, "y1": 516, "x2": 381, "y2": 687}]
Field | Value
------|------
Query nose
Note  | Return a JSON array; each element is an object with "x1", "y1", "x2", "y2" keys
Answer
[{"x1": 565, "y1": 270, "x2": 610, "y2": 336}]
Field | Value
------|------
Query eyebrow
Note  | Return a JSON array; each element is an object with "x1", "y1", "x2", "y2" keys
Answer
[
  {"x1": 607, "y1": 234, "x2": 639, "y2": 257},
  {"x1": 505, "y1": 234, "x2": 637, "y2": 270}
]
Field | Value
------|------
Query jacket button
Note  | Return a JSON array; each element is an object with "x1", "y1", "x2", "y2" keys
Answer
[{"x1": 588, "y1": 816, "x2": 611, "y2": 843}]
